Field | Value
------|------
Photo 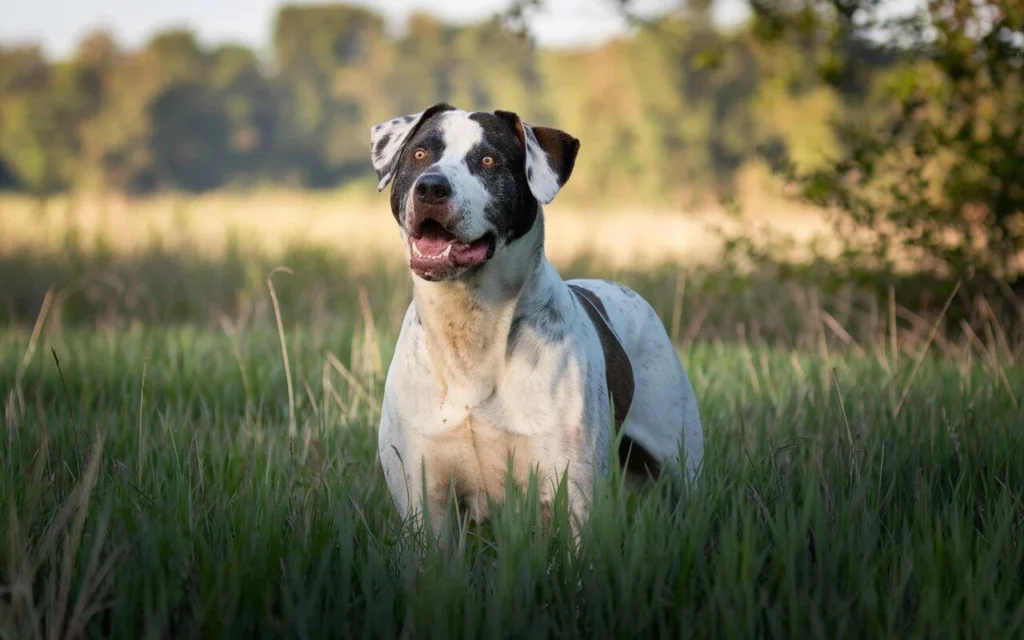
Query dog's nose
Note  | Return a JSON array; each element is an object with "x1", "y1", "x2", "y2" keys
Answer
[{"x1": 414, "y1": 173, "x2": 452, "y2": 204}]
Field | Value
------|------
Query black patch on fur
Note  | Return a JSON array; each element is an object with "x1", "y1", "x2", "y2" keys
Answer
[
  {"x1": 386, "y1": 103, "x2": 457, "y2": 223},
  {"x1": 506, "y1": 315, "x2": 524, "y2": 348},
  {"x1": 568, "y1": 283, "x2": 659, "y2": 479},
  {"x1": 537, "y1": 294, "x2": 564, "y2": 336},
  {"x1": 466, "y1": 111, "x2": 538, "y2": 244},
  {"x1": 506, "y1": 290, "x2": 567, "y2": 364},
  {"x1": 374, "y1": 133, "x2": 391, "y2": 161},
  {"x1": 506, "y1": 313, "x2": 540, "y2": 367},
  {"x1": 531, "y1": 127, "x2": 580, "y2": 188},
  {"x1": 387, "y1": 107, "x2": 540, "y2": 246},
  {"x1": 619, "y1": 438, "x2": 661, "y2": 479}
]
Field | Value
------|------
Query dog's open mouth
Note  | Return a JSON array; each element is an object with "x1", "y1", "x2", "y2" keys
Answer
[{"x1": 409, "y1": 220, "x2": 495, "y2": 278}]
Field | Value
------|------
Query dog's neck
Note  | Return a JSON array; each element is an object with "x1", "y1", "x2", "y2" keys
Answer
[{"x1": 410, "y1": 211, "x2": 557, "y2": 387}]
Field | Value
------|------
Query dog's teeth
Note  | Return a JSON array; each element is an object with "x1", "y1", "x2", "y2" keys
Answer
[
  {"x1": 412, "y1": 242, "x2": 422, "y2": 257},
  {"x1": 441, "y1": 244, "x2": 452, "y2": 258}
]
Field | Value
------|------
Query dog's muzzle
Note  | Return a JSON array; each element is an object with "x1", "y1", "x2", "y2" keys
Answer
[
  {"x1": 406, "y1": 172, "x2": 495, "y2": 281},
  {"x1": 414, "y1": 172, "x2": 452, "y2": 206}
]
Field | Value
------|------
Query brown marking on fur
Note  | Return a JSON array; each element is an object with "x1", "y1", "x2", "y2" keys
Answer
[
  {"x1": 569, "y1": 284, "x2": 606, "y2": 318},
  {"x1": 424, "y1": 416, "x2": 540, "y2": 525},
  {"x1": 568, "y1": 284, "x2": 631, "y2": 427},
  {"x1": 494, "y1": 109, "x2": 527, "y2": 152},
  {"x1": 530, "y1": 126, "x2": 580, "y2": 186},
  {"x1": 568, "y1": 284, "x2": 661, "y2": 479},
  {"x1": 417, "y1": 287, "x2": 494, "y2": 378},
  {"x1": 618, "y1": 438, "x2": 661, "y2": 479},
  {"x1": 514, "y1": 120, "x2": 526, "y2": 150}
]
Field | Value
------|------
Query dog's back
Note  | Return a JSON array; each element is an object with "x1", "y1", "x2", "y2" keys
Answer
[{"x1": 567, "y1": 278, "x2": 704, "y2": 479}]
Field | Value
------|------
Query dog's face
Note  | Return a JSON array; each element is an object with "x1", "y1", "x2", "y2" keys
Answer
[{"x1": 370, "y1": 104, "x2": 580, "y2": 282}]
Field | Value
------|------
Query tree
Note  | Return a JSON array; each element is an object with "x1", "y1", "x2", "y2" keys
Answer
[
  {"x1": 208, "y1": 45, "x2": 280, "y2": 184},
  {"x1": 272, "y1": 4, "x2": 389, "y2": 185},
  {"x1": 754, "y1": 0, "x2": 1024, "y2": 283},
  {"x1": 549, "y1": 0, "x2": 1023, "y2": 283},
  {"x1": 0, "y1": 46, "x2": 70, "y2": 196}
]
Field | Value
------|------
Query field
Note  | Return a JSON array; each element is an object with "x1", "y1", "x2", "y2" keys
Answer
[{"x1": 2, "y1": 192, "x2": 1023, "y2": 638}]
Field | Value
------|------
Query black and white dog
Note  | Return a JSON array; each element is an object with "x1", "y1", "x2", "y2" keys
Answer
[{"x1": 370, "y1": 103, "x2": 703, "y2": 537}]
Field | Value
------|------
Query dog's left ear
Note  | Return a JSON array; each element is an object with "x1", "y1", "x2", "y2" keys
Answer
[
  {"x1": 370, "y1": 102, "x2": 456, "y2": 192},
  {"x1": 495, "y1": 110, "x2": 580, "y2": 204}
]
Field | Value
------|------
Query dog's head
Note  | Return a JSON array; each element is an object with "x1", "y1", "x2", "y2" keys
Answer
[{"x1": 370, "y1": 103, "x2": 579, "y2": 282}]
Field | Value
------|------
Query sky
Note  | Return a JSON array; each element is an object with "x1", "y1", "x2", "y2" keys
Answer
[{"x1": 0, "y1": 0, "x2": 755, "y2": 59}]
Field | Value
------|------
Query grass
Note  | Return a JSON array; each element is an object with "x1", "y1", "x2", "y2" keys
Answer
[
  {"x1": 1, "y1": 194, "x2": 1022, "y2": 637},
  {"x1": 2, "y1": 261, "x2": 1023, "y2": 638},
  {"x1": 0, "y1": 187, "x2": 832, "y2": 272}
]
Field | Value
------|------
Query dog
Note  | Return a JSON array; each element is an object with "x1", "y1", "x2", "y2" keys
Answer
[{"x1": 370, "y1": 103, "x2": 704, "y2": 539}]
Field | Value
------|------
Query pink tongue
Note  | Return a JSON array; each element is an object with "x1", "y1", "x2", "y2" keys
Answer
[
  {"x1": 415, "y1": 235, "x2": 453, "y2": 256},
  {"x1": 452, "y1": 240, "x2": 489, "y2": 265}
]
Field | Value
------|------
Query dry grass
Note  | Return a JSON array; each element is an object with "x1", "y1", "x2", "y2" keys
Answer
[
  {"x1": 1, "y1": 280, "x2": 1022, "y2": 638},
  {"x1": 2, "y1": 179, "x2": 1023, "y2": 638},
  {"x1": 0, "y1": 187, "x2": 834, "y2": 270}
]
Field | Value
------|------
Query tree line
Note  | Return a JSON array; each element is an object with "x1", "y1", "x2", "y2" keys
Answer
[
  {"x1": 2, "y1": 1, "x2": 1020, "y2": 286},
  {"x1": 0, "y1": 3, "x2": 877, "y2": 203}
]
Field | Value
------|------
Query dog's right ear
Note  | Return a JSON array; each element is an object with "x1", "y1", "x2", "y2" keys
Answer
[
  {"x1": 495, "y1": 110, "x2": 580, "y2": 205},
  {"x1": 370, "y1": 103, "x2": 456, "y2": 192}
]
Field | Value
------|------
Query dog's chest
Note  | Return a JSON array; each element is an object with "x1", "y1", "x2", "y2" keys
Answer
[
  {"x1": 414, "y1": 374, "x2": 584, "y2": 510},
  {"x1": 423, "y1": 410, "x2": 537, "y2": 507}
]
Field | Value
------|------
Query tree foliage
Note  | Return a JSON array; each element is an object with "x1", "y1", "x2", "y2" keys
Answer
[
  {"x1": 513, "y1": 0, "x2": 1024, "y2": 284},
  {"x1": 0, "y1": 2, "x2": 846, "y2": 202},
  {"x1": 749, "y1": 0, "x2": 1023, "y2": 281},
  {"x1": 1, "y1": 1, "x2": 1019, "y2": 283}
]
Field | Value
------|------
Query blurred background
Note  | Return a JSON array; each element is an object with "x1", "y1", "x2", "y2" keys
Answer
[
  {"x1": 4, "y1": 6, "x2": 1023, "y2": 636},
  {"x1": 0, "y1": 0, "x2": 1020, "y2": 348}
]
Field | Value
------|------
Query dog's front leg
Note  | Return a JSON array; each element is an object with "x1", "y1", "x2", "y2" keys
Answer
[
  {"x1": 378, "y1": 439, "x2": 442, "y2": 544},
  {"x1": 422, "y1": 472, "x2": 462, "y2": 549},
  {"x1": 569, "y1": 476, "x2": 593, "y2": 545},
  {"x1": 399, "y1": 458, "x2": 455, "y2": 549},
  {"x1": 542, "y1": 459, "x2": 594, "y2": 546}
]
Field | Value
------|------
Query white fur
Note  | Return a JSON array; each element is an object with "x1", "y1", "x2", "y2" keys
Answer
[
  {"x1": 523, "y1": 127, "x2": 563, "y2": 204},
  {"x1": 370, "y1": 107, "x2": 571, "y2": 205},
  {"x1": 371, "y1": 115, "x2": 422, "y2": 191},
  {"x1": 431, "y1": 113, "x2": 493, "y2": 242},
  {"x1": 372, "y1": 108, "x2": 704, "y2": 542},
  {"x1": 377, "y1": 212, "x2": 704, "y2": 540},
  {"x1": 378, "y1": 217, "x2": 597, "y2": 535}
]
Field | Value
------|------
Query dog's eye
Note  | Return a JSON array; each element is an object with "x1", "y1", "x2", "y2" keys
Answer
[
  {"x1": 413, "y1": 148, "x2": 428, "y2": 161},
  {"x1": 481, "y1": 156, "x2": 495, "y2": 167}
]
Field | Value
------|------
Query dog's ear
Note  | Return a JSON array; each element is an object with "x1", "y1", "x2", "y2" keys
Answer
[
  {"x1": 370, "y1": 102, "x2": 456, "y2": 192},
  {"x1": 495, "y1": 110, "x2": 580, "y2": 205}
]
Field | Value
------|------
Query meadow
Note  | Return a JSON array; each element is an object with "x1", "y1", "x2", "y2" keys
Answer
[{"x1": 1, "y1": 192, "x2": 1023, "y2": 638}]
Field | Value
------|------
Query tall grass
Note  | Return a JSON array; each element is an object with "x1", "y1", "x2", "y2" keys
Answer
[
  {"x1": 0, "y1": 189, "x2": 831, "y2": 271},
  {"x1": 2, "y1": 319, "x2": 1022, "y2": 637},
  {"x1": 1, "y1": 194, "x2": 1022, "y2": 637},
  {"x1": 5, "y1": 209, "x2": 1012, "y2": 355}
]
